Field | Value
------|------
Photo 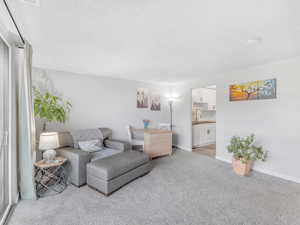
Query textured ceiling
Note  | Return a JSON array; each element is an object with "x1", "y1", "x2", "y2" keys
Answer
[{"x1": 8, "y1": 0, "x2": 300, "y2": 83}]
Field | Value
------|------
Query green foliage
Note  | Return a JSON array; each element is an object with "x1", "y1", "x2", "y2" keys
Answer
[
  {"x1": 33, "y1": 87, "x2": 72, "y2": 126},
  {"x1": 227, "y1": 134, "x2": 267, "y2": 164}
]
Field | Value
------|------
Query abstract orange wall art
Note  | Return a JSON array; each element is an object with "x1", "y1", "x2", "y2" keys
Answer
[{"x1": 230, "y1": 79, "x2": 276, "y2": 101}]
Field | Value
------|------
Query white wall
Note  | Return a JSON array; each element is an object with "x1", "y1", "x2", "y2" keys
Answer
[
  {"x1": 172, "y1": 85, "x2": 193, "y2": 150},
  {"x1": 32, "y1": 68, "x2": 170, "y2": 141},
  {"x1": 32, "y1": 56, "x2": 300, "y2": 183},
  {"x1": 216, "y1": 57, "x2": 300, "y2": 183},
  {"x1": 173, "y1": 56, "x2": 300, "y2": 183}
]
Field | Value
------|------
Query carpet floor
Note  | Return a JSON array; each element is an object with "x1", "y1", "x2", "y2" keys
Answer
[{"x1": 8, "y1": 150, "x2": 300, "y2": 225}]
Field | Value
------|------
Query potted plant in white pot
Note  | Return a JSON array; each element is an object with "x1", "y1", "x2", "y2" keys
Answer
[{"x1": 227, "y1": 134, "x2": 267, "y2": 176}]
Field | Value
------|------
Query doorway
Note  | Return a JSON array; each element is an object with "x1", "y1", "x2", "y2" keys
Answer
[{"x1": 192, "y1": 85, "x2": 216, "y2": 158}]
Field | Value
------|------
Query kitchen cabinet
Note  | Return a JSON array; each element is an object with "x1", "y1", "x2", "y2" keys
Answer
[
  {"x1": 202, "y1": 88, "x2": 216, "y2": 110},
  {"x1": 192, "y1": 88, "x2": 216, "y2": 111},
  {"x1": 192, "y1": 123, "x2": 216, "y2": 147}
]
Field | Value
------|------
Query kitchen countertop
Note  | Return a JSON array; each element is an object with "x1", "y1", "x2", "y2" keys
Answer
[{"x1": 192, "y1": 121, "x2": 216, "y2": 125}]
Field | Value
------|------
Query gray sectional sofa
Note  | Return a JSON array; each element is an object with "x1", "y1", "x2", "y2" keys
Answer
[{"x1": 55, "y1": 128, "x2": 131, "y2": 187}]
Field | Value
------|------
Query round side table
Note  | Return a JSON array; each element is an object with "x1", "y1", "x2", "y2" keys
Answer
[{"x1": 34, "y1": 156, "x2": 68, "y2": 198}]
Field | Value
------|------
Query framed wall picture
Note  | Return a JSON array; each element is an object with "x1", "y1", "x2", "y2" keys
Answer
[
  {"x1": 137, "y1": 88, "x2": 149, "y2": 108},
  {"x1": 257, "y1": 79, "x2": 277, "y2": 99},
  {"x1": 150, "y1": 92, "x2": 161, "y2": 111},
  {"x1": 230, "y1": 78, "x2": 276, "y2": 101}
]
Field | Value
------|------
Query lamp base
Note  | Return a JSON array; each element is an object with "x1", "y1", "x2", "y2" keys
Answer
[{"x1": 43, "y1": 149, "x2": 56, "y2": 163}]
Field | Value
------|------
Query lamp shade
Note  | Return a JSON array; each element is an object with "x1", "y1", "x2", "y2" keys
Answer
[{"x1": 39, "y1": 132, "x2": 59, "y2": 151}]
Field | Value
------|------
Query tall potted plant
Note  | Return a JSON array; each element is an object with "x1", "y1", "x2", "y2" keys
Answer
[
  {"x1": 227, "y1": 134, "x2": 267, "y2": 176},
  {"x1": 33, "y1": 87, "x2": 72, "y2": 131}
]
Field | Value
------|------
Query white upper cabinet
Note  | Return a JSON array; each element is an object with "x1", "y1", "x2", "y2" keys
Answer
[{"x1": 192, "y1": 88, "x2": 216, "y2": 110}]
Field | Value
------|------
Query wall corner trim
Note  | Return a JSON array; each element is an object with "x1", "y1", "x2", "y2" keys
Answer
[{"x1": 174, "y1": 145, "x2": 193, "y2": 152}]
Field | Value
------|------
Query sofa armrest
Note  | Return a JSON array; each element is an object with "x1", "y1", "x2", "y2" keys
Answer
[
  {"x1": 56, "y1": 147, "x2": 91, "y2": 187},
  {"x1": 104, "y1": 139, "x2": 131, "y2": 152}
]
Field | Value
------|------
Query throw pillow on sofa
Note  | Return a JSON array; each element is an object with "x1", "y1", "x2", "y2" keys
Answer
[
  {"x1": 71, "y1": 128, "x2": 103, "y2": 148},
  {"x1": 78, "y1": 139, "x2": 103, "y2": 152}
]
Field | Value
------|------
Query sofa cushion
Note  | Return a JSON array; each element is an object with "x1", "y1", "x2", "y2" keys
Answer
[
  {"x1": 78, "y1": 139, "x2": 103, "y2": 152},
  {"x1": 71, "y1": 129, "x2": 103, "y2": 149},
  {"x1": 98, "y1": 128, "x2": 112, "y2": 140},
  {"x1": 87, "y1": 151, "x2": 150, "y2": 181},
  {"x1": 104, "y1": 139, "x2": 130, "y2": 152},
  {"x1": 57, "y1": 131, "x2": 73, "y2": 148}
]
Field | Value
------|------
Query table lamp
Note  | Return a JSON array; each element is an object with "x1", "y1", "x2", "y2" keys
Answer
[{"x1": 39, "y1": 132, "x2": 59, "y2": 163}]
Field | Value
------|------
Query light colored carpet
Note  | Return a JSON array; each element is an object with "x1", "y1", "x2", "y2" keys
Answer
[{"x1": 8, "y1": 150, "x2": 300, "y2": 225}]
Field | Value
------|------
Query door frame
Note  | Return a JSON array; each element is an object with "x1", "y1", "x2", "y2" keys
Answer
[
  {"x1": 0, "y1": 25, "x2": 14, "y2": 225},
  {"x1": 190, "y1": 86, "x2": 217, "y2": 151}
]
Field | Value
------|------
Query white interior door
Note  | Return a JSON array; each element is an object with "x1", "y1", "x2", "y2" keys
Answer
[{"x1": 0, "y1": 35, "x2": 10, "y2": 223}]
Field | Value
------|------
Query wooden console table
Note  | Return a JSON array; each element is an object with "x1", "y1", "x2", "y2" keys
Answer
[{"x1": 136, "y1": 128, "x2": 172, "y2": 159}]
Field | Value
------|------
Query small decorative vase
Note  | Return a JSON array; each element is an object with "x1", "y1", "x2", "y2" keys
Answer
[
  {"x1": 232, "y1": 158, "x2": 252, "y2": 176},
  {"x1": 143, "y1": 120, "x2": 150, "y2": 129},
  {"x1": 43, "y1": 149, "x2": 56, "y2": 163}
]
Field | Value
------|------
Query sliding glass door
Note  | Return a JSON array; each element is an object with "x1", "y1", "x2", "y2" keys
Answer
[{"x1": 0, "y1": 35, "x2": 10, "y2": 223}]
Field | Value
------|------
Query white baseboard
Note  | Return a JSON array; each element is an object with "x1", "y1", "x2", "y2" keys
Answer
[
  {"x1": 215, "y1": 156, "x2": 231, "y2": 163},
  {"x1": 216, "y1": 156, "x2": 300, "y2": 184},
  {"x1": 174, "y1": 145, "x2": 192, "y2": 152},
  {"x1": 193, "y1": 141, "x2": 216, "y2": 148}
]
